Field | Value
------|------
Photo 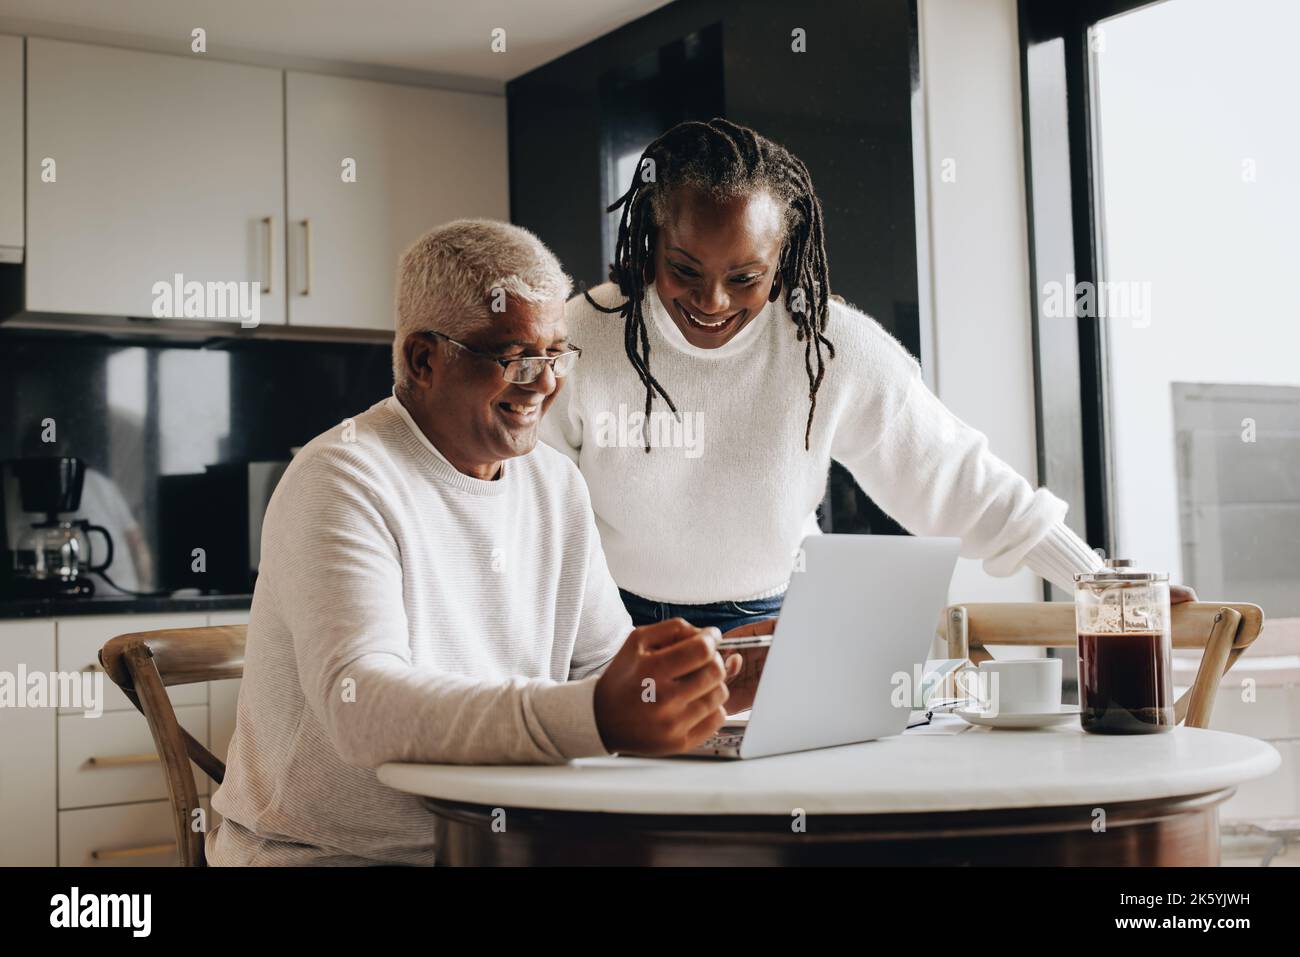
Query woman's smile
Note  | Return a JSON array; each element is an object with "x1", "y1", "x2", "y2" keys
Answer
[{"x1": 675, "y1": 299, "x2": 747, "y2": 336}]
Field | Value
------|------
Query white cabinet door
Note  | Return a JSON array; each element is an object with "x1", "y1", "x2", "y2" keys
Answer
[
  {"x1": 285, "y1": 72, "x2": 508, "y2": 329},
  {"x1": 0, "y1": 619, "x2": 57, "y2": 865},
  {"x1": 25, "y1": 38, "x2": 285, "y2": 324},
  {"x1": 0, "y1": 35, "x2": 22, "y2": 260}
]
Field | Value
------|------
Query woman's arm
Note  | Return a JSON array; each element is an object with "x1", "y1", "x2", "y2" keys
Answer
[{"x1": 833, "y1": 371, "x2": 1105, "y2": 591}]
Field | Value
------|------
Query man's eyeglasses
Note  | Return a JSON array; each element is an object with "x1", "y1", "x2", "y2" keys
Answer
[{"x1": 422, "y1": 330, "x2": 581, "y2": 385}]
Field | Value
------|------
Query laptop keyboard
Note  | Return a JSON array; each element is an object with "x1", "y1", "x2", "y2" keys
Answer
[{"x1": 690, "y1": 726, "x2": 746, "y2": 757}]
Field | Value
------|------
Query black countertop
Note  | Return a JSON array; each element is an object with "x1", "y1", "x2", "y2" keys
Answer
[{"x1": 0, "y1": 593, "x2": 252, "y2": 620}]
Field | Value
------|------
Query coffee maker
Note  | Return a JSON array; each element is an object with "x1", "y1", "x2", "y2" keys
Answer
[{"x1": 5, "y1": 456, "x2": 115, "y2": 598}]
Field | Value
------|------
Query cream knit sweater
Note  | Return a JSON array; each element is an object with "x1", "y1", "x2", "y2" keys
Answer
[
  {"x1": 208, "y1": 393, "x2": 631, "y2": 865},
  {"x1": 541, "y1": 283, "x2": 1105, "y2": 602}
]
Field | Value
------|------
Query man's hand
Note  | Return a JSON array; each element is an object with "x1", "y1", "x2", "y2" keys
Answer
[
  {"x1": 1170, "y1": 584, "x2": 1198, "y2": 604},
  {"x1": 593, "y1": 618, "x2": 734, "y2": 756}
]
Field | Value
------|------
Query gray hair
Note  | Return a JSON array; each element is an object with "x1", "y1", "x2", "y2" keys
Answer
[{"x1": 392, "y1": 219, "x2": 572, "y2": 389}]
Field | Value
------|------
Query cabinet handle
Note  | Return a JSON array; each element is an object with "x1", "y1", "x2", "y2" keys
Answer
[
  {"x1": 86, "y1": 752, "x2": 160, "y2": 768},
  {"x1": 301, "y1": 219, "x2": 313, "y2": 296},
  {"x1": 91, "y1": 842, "x2": 175, "y2": 861},
  {"x1": 261, "y1": 215, "x2": 274, "y2": 295}
]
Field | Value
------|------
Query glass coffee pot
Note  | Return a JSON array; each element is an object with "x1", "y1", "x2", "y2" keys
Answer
[
  {"x1": 15, "y1": 517, "x2": 114, "y2": 593},
  {"x1": 1074, "y1": 558, "x2": 1174, "y2": 734}
]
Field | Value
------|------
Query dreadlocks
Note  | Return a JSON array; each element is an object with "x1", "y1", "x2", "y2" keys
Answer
[{"x1": 586, "y1": 117, "x2": 835, "y2": 451}]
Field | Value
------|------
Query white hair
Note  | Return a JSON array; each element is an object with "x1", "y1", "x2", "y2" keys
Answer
[{"x1": 392, "y1": 219, "x2": 572, "y2": 389}]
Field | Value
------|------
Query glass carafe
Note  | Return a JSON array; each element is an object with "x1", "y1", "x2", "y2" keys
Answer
[
  {"x1": 16, "y1": 521, "x2": 84, "y2": 581},
  {"x1": 1074, "y1": 558, "x2": 1174, "y2": 734}
]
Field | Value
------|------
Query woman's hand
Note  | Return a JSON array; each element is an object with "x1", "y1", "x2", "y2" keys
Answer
[
  {"x1": 719, "y1": 618, "x2": 776, "y2": 714},
  {"x1": 1170, "y1": 584, "x2": 1198, "y2": 604}
]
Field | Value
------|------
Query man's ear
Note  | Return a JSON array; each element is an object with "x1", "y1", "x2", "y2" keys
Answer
[{"x1": 403, "y1": 333, "x2": 438, "y2": 390}]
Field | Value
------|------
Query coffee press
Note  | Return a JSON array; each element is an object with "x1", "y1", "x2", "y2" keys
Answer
[{"x1": 1074, "y1": 558, "x2": 1174, "y2": 734}]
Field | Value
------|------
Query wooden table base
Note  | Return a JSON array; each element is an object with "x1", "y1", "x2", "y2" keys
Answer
[{"x1": 423, "y1": 788, "x2": 1232, "y2": 865}]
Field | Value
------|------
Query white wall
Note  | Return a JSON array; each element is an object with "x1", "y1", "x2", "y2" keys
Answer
[{"x1": 917, "y1": 0, "x2": 1045, "y2": 605}]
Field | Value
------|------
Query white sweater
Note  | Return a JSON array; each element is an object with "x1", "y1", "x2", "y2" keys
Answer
[
  {"x1": 208, "y1": 392, "x2": 631, "y2": 866},
  {"x1": 541, "y1": 283, "x2": 1105, "y2": 603}
]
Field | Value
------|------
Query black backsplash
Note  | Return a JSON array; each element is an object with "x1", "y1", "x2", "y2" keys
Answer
[{"x1": 0, "y1": 330, "x2": 394, "y2": 598}]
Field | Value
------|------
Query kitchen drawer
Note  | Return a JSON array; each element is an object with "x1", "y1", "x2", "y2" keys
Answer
[
  {"x1": 58, "y1": 704, "x2": 209, "y2": 810},
  {"x1": 57, "y1": 614, "x2": 209, "y2": 714},
  {"x1": 59, "y1": 798, "x2": 211, "y2": 867}
]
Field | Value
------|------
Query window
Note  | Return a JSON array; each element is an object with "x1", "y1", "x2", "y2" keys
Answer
[
  {"x1": 1090, "y1": 0, "x2": 1300, "y2": 616},
  {"x1": 1021, "y1": 0, "x2": 1300, "y2": 862}
]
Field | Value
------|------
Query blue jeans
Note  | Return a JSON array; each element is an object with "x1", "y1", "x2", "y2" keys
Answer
[{"x1": 618, "y1": 588, "x2": 785, "y2": 634}]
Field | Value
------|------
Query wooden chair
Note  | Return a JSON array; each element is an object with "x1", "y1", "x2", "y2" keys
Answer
[
  {"x1": 937, "y1": 601, "x2": 1265, "y2": 729},
  {"x1": 98, "y1": 624, "x2": 247, "y2": 867}
]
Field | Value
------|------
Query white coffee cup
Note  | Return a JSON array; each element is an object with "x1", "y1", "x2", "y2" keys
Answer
[{"x1": 976, "y1": 658, "x2": 1062, "y2": 715}]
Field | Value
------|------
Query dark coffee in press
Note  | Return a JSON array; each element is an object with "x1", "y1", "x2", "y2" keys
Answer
[{"x1": 1077, "y1": 629, "x2": 1173, "y2": 733}]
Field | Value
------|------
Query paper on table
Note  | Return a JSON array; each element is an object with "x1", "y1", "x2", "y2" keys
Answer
[
  {"x1": 722, "y1": 709, "x2": 751, "y2": 729},
  {"x1": 902, "y1": 711, "x2": 974, "y2": 735},
  {"x1": 722, "y1": 708, "x2": 968, "y2": 735}
]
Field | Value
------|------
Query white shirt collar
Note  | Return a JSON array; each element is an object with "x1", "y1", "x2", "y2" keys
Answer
[{"x1": 386, "y1": 388, "x2": 505, "y2": 480}]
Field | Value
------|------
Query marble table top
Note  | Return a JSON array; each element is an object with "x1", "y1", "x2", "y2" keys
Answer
[{"x1": 378, "y1": 724, "x2": 1281, "y2": 816}]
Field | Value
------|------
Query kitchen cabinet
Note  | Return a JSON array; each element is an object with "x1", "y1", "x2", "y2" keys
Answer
[
  {"x1": 0, "y1": 35, "x2": 21, "y2": 261},
  {"x1": 56, "y1": 613, "x2": 208, "y2": 714},
  {"x1": 285, "y1": 71, "x2": 508, "y2": 330},
  {"x1": 0, "y1": 608, "x2": 247, "y2": 865},
  {"x1": 60, "y1": 797, "x2": 211, "y2": 867},
  {"x1": 25, "y1": 38, "x2": 285, "y2": 324},
  {"x1": 58, "y1": 704, "x2": 209, "y2": 809},
  {"x1": 0, "y1": 619, "x2": 57, "y2": 865}
]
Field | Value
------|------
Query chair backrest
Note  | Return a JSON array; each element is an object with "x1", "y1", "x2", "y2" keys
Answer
[
  {"x1": 936, "y1": 601, "x2": 1264, "y2": 729},
  {"x1": 98, "y1": 624, "x2": 247, "y2": 867}
]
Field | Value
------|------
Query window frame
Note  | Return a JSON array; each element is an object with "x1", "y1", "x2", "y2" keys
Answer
[{"x1": 1017, "y1": 0, "x2": 1164, "y2": 597}]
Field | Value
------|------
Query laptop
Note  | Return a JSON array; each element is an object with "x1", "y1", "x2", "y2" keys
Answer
[{"x1": 687, "y1": 534, "x2": 960, "y2": 759}]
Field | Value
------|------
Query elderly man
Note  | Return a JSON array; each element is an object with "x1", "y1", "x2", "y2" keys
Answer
[{"x1": 206, "y1": 220, "x2": 734, "y2": 866}]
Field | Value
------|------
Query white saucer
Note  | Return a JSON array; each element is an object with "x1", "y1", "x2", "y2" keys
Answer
[{"x1": 954, "y1": 705, "x2": 1080, "y2": 729}]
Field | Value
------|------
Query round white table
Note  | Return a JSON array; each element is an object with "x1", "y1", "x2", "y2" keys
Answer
[{"x1": 378, "y1": 725, "x2": 1280, "y2": 865}]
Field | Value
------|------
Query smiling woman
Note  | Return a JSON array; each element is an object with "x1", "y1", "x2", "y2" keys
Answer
[
  {"x1": 590, "y1": 118, "x2": 833, "y2": 450},
  {"x1": 539, "y1": 117, "x2": 1115, "y2": 633}
]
